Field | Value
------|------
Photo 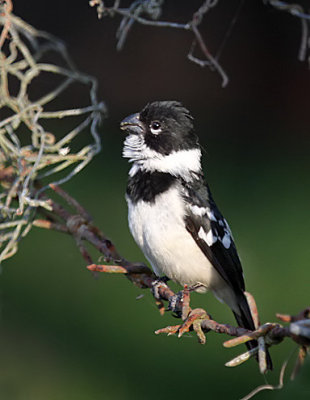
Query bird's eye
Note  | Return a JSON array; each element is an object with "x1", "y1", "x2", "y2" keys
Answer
[{"x1": 150, "y1": 121, "x2": 162, "y2": 135}]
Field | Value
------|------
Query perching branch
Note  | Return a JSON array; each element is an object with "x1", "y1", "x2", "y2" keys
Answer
[{"x1": 31, "y1": 183, "x2": 309, "y2": 378}]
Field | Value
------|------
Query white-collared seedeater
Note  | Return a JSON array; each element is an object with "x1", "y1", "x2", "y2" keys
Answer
[{"x1": 121, "y1": 101, "x2": 272, "y2": 369}]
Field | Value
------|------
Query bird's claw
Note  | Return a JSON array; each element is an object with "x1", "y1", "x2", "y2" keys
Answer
[
  {"x1": 168, "y1": 291, "x2": 185, "y2": 318},
  {"x1": 156, "y1": 306, "x2": 210, "y2": 344},
  {"x1": 151, "y1": 277, "x2": 171, "y2": 315},
  {"x1": 151, "y1": 276, "x2": 170, "y2": 300},
  {"x1": 178, "y1": 308, "x2": 209, "y2": 343},
  {"x1": 167, "y1": 284, "x2": 192, "y2": 318},
  {"x1": 155, "y1": 284, "x2": 210, "y2": 343}
]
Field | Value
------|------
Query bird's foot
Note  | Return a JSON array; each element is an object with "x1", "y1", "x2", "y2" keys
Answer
[
  {"x1": 155, "y1": 307, "x2": 210, "y2": 344},
  {"x1": 156, "y1": 285, "x2": 211, "y2": 344},
  {"x1": 167, "y1": 284, "x2": 206, "y2": 317},
  {"x1": 151, "y1": 276, "x2": 170, "y2": 300},
  {"x1": 167, "y1": 284, "x2": 192, "y2": 318},
  {"x1": 151, "y1": 276, "x2": 171, "y2": 315}
]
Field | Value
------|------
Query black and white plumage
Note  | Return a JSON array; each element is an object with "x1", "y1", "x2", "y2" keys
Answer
[{"x1": 120, "y1": 101, "x2": 271, "y2": 367}]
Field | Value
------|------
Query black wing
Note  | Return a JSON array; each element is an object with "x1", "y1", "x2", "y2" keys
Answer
[
  {"x1": 182, "y1": 176, "x2": 245, "y2": 295},
  {"x1": 181, "y1": 176, "x2": 273, "y2": 370}
]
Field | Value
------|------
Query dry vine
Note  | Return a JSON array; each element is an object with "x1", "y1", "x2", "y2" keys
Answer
[{"x1": 0, "y1": 1, "x2": 106, "y2": 262}]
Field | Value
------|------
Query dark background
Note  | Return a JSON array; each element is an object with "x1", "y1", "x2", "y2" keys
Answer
[{"x1": 1, "y1": 1, "x2": 310, "y2": 399}]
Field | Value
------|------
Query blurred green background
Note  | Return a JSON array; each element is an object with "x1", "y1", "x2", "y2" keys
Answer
[{"x1": 1, "y1": 1, "x2": 310, "y2": 399}]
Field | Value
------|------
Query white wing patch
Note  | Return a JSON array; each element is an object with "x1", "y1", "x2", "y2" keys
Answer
[
  {"x1": 206, "y1": 208, "x2": 217, "y2": 222},
  {"x1": 190, "y1": 205, "x2": 206, "y2": 217},
  {"x1": 198, "y1": 226, "x2": 217, "y2": 246},
  {"x1": 221, "y1": 233, "x2": 231, "y2": 249},
  {"x1": 196, "y1": 214, "x2": 232, "y2": 249},
  {"x1": 190, "y1": 205, "x2": 217, "y2": 221}
]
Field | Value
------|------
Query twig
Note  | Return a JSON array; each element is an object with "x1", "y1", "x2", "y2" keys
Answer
[
  {"x1": 240, "y1": 357, "x2": 289, "y2": 400},
  {"x1": 89, "y1": 0, "x2": 229, "y2": 87},
  {"x1": 266, "y1": 0, "x2": 310, "y2": 61},
  {"x1": 0, "y1": 0, "x2": 12, "y2": 49}
]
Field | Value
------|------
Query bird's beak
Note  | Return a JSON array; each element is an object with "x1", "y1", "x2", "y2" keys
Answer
[{"x1": 120, "y1": 113, "x2": 144, "y2": 134}]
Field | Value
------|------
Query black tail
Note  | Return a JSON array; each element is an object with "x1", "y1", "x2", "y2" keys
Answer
[{"x1": 233, "y1": 292, "x2": 273, "y2": 371}]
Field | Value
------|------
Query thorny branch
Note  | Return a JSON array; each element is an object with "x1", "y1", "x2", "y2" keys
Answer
[{"x1": 30, "y1": 184, "x2": 310, "y2": 379}]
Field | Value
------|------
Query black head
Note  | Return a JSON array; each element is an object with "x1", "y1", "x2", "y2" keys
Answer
[{"x1": 121, "y1": 101, "x2": 199, "y2": 156}]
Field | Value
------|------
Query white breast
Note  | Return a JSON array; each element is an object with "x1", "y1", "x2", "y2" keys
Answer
[{"x1": 126, "y1": 185, "x2": 227, "y2": 292}]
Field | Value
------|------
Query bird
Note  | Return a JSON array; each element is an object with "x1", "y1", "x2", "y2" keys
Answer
[{"x1": 120, "y1": 100, "x2": 272, "y2": 369}]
